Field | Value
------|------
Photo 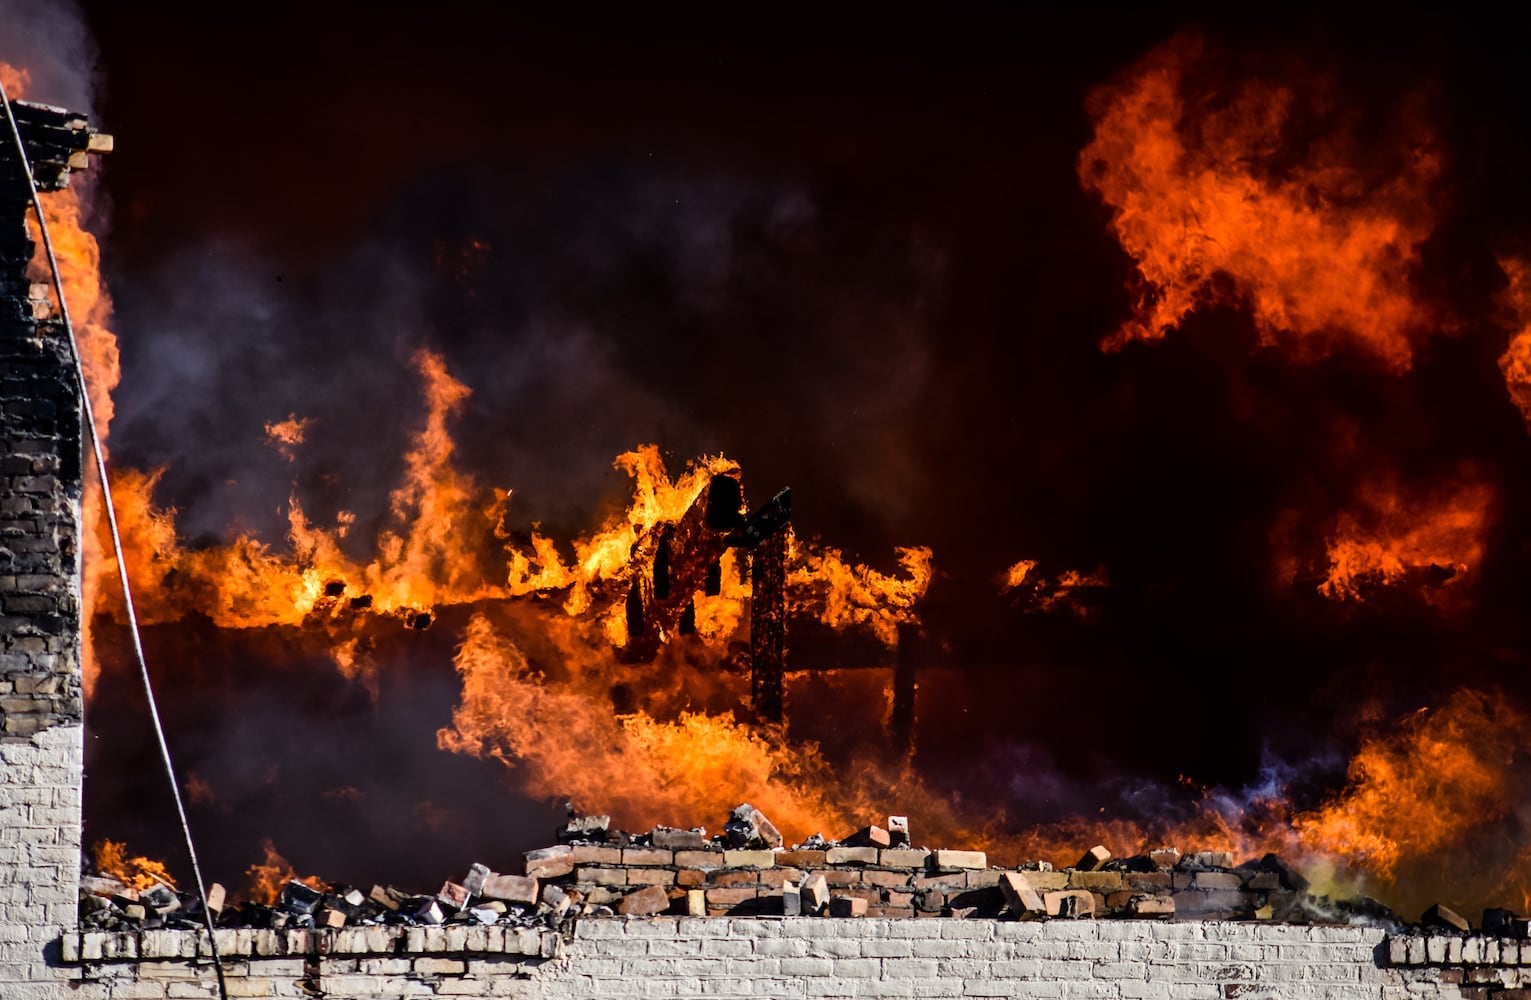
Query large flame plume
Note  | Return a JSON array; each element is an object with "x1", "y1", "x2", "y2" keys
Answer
[{"x1": 1078, "y1": 34, "x2": 1440, "y2": 368}]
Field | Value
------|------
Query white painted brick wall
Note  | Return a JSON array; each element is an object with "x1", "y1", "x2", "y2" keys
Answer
[
  {"x1": 0, "y1": 723, "x2": 84, "y2": 1000},
  {"x1": 49, "y1": 918, "x2": 1486, "y2": 999}
]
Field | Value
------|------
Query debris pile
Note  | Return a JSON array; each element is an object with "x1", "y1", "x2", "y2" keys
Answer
[{"x1": 84, "y1": 803, "x2": 1513, "y2": 933}]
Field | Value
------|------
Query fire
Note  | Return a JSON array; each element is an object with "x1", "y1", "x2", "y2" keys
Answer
[
  {"x1": 788, "y1": 543, "x2": 933, "y2": 647},
  {"x1": 1292, "y1": 692, "x2": 1518, "y2": 883},
  {"x1": 263, "y1": 413, "x2": 311, "y2": 461},
  {"x1": 1001, "y1": 559, "x2": 1109, "y2": 615},
  {"x1": 91, "y1": 840, "x2": 176, "y2": 891},
  {"x1": 1317, "y1": 479, "x2": 1491, "y2": 603},
  {"x1": 3, "y1": 61, "x2": 121, "y2": 697},
  {"x1": 1078, "y1": 34, "x2": 1439, "y2": 368},
  {"x1": 1498, "y1": 255, "x2": 1531, "y2": 428},
  {"x1": 244, "y1": 838, "x2": 322, "y2": 906}
]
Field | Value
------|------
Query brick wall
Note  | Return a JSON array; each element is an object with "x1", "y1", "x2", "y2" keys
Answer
[
  {"x1": 1, "y1": 98, "x2": 96, "y2": 1000},
  {"x1": 48, "y1": 918, "x2": 1514, "y2": 999}
]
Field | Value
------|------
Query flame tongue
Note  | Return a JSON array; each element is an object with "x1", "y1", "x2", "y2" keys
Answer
[{"x1": 1078, "y1": 34, "x2": 1440, "y2": 367}]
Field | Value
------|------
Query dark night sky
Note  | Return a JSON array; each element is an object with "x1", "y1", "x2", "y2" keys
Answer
[{"x1": 13, "y1": 3, "x2": 1531, "y2": 888}]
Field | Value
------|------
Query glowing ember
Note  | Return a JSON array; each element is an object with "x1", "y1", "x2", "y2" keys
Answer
[{"x1": 1078, "y1": 34, "x2": 1440, "y2": 368}]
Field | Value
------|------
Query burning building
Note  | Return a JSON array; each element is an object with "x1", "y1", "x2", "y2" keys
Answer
[{"x1": 12, "y1": 4, "x2": 1531, "y2": 997}]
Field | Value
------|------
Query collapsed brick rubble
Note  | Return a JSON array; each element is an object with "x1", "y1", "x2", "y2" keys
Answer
[{"x1": 79, "y1": 803, "x2": 1458, "y2": 936}]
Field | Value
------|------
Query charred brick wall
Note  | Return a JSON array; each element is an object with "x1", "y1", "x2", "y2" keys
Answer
[{"x1": 0, "y1": 98, "x2": 96, "y2": 999}]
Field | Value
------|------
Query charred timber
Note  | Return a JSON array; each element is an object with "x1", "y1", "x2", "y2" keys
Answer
[{"x1": 623, "y1": 472, "x2": 745, "y2": 661}]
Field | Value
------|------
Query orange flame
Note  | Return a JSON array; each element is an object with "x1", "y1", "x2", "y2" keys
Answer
[
  {"x1": 3, "y1": 61, "x2": 120, "y2": 697},
  {"x1": 1497, "y1": 255, "x2": 1531, "y2": 428},
  {"x1": 244, "y1": 838, "x2": 323, "y2": 906},
  {"x1": 788, "y1": 543, "x2": 933, "y2": 647},
  {"x1": 1318, "y1": 479, "x2": 1491, "y2": 604},
  {"x1": 1001, "y1": 559, "x2": 1109, "y2": 615},
  {"x1": 263, "y1": 414, "x2": 311, "y2": 462},
  {"x1": 91, "y1": 839, "x2": 176, "y2": 892},
  {"x1": 1078, "y1": 34, "x2": 1439, "y2": 368}
]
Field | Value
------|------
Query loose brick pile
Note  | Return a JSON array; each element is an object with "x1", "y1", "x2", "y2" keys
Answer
[{"x1": 503, "y1": 805, "x2": 1353, "y2": 925}]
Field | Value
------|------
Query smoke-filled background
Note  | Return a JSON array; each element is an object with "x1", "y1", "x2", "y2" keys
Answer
[{"x1": 13, "y1": 1, "x2": 1531, "y2": 918}]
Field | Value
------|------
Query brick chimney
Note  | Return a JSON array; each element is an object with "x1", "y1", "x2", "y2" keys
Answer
[{"x1": 0, "y1": 96, "x2": 108, "y2": 994}]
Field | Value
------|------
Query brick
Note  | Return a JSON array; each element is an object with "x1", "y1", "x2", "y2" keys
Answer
[
  {"x1": 829, "y1": 895, "x2": 868, "y2": 917},
  {"x1": 1193, "y1": 871, "x2": 1244, "y2": 891},
  {"x1": 706, "y1": 887, "x2": 761, "y2": 906},
  {"x1": 842, "y1": 825, "x2": 892, "y2": 848},
  {"x1": 576, "y1": 866, "x2": 628, "y2": 885},
  {"x1": 932, "y1": 850, "x2": 986, "y2": 870},
  {"x1": 617, "y1": 884, "x2": 672, "y2": 916},
  {"x1": 523, "y1": 845, "x2": 574, "y2": 878},
  {"x1": 480, "y1": 873, "x2": 538, "y2": 905},
  {"x1": 862, "y1": 869, "x2": 914, "y2": 888},
  {"x1": 758, "y1": 867, "x2": 805, "y2": 886},
  {"x1": 676, "y1": 868, "x2": 706, "y2": 887},
  {"x1": 626, "y1": 867, "x2": 676, "y2": 886},
  {"x1": 623, "y1": 847, "x2": 674, "y2": 866},
  {"x1": 570, "y1": 844, "x2": 623, "y2": 865},
  {"x1": 650, "y1": 826, "x2": 709, "y2": 850},
  {"x1": 674, "y1": 849, "x2": 725, "y2": 868},
  {"x1": 778, "y1": 849, "x2": 827, "y2": 867},
  {"x1": 1043, "y1": 889, "x2": 1096, "y2": 918},
  {"x1": 801, "y1": 874, "x2": 829, "y2": 913},
  {"x1": 878, "y1": 849, "x2": 931, "y2": 868},
  {"x1": 1068, "y1": 871, "x2": 1123, "y2": 893},
  {"x1": 1130, "y1": 894, "x2": 1176, "y2": 918},
  {"x1": 999, "y1": 872, "x2": 1044, "y2": 918},
  {"x1": 723, "y1": 849, "x2": 777, "y2": 868},
  {"x1": 826, "y1": 846, "x2": 879, "y2": 865},
  {"x1": 1076, "y1": 845, "x2": 1111, "y2": 871}
]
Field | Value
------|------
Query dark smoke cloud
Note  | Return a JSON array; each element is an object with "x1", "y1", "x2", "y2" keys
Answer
[{"x1": 0, "y1": 0, "x2": 97, "y2": 111}]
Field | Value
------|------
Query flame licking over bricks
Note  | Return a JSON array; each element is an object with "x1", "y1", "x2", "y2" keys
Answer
[{"x1": 3, "y1": 61, "x2": 120, "y2": 698}]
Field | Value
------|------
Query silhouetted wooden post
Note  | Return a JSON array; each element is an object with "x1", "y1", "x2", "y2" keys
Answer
[{"x1": 749, "y1": 525, "x2": 788, "y2": 722}]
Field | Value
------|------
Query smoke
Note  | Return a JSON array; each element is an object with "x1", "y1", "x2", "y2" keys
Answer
[
  {"x1": 0, "y1": 0, "x2": 97, "y2": 111},
  {"x1": 107, "y1": 163, "x2": 944, "y2": 556}
]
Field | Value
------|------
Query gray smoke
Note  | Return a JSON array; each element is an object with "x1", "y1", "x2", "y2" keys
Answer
[{"x1": 0, "y1": 0, "x2": 97, "y2": 112}]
